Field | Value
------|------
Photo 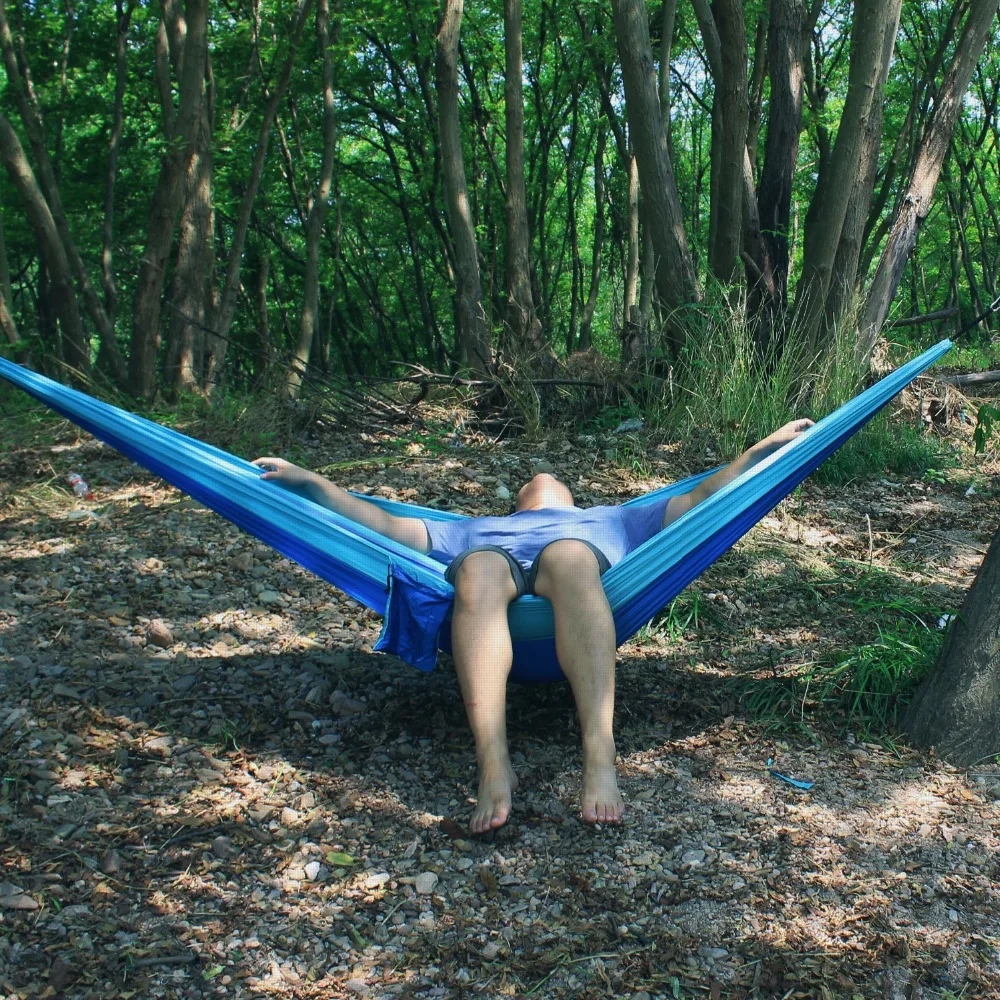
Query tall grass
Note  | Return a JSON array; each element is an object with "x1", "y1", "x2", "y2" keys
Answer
[{"x1": 651, "y1": 298, "x2": 948, "y2": 482}]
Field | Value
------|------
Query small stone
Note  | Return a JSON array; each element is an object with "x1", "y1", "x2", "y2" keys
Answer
[
  {"x1": 146, "y1": 619, "x2": 173, "y2": 647},
  {"x1": 345, "y1": 979, "x2": 369, "y2": 996},
  {"x1": 495, "y1": 485, "x2": 511, "y2": 501},
  {"x1": 100, "y1": 849, "x2": 121, "y2": 874},
  {"x1": 211, "y1": 836, "x2": 238, "y2": 860},
  {"x1": 680, "y1": 849, "x2": 706, "y2": 867},
  {"x1": 480, "y1": 941, "x2": 500, "y2": 960},
  {"x1": 299, "y1": 791, "x2": 316, "y2": 810},
  {"x1": 231, "y1": 552, "x2": 253, "y2": 572},
  {"x1": 530, "y1": 459, "x2": 555, "y2": 475},
  {"x1": 365, "y1": 872, "x2": 392, "y2": 889},
  {"x1": 304, "y1": 861, "x2": 323, "y2": 881},
  {"x1": 414, "y1": 871, "x2": 439, "y2": 895},
  {"x1": 173, "y1": 673, "x2": 198, "y2": 693},
  {"x1": 631, "y1": 992, "x2": 652, "y2": 1000},
  {"x1": 698, "y1": 947, "x2": 729, "y2": 961},
  {"x1": 0, "y1": 882, "x2": 38, "y2": 910},
  {"x1": 280, "y1": 806, "x2": 300, "y2": 827},
  {"x1": 258, "y1": 589, "x2": 283, "y2": 606}
]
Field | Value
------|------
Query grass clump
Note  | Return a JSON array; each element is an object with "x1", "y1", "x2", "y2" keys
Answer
[{"x1": 738, "y1": 618, "x2": 943, "y2": 739}]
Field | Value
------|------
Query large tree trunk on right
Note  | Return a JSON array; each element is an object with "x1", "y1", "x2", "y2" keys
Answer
[
  {"x1": 0, "y1": 112, "x2": 87, "y2": 372},
  {"x1": 128, "y1": 0, "x2": 209, "y2": 398},
  {"x1": 903, "y1": 526, "x2": 1000, "y2": 765},
  {"x1": 612, "y1": 0, "x2": 698, "y2": 357},
  {"x1": 503, "y1": 0, "x2": 545, "y2": 358},
  {"x1": 435, "y1": 0, "x2": 491, "y2": 373},
  {"x1": 859, "y1": 0, "x2": 1000, "y2": 365}
]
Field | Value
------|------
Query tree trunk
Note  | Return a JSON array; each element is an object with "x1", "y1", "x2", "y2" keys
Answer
[
  {"x1": 578, "y1": 128, "x2": 605, "y2": 354},
  {"x1": 795, "y1": 0, "x2": 895, "y2": 354},
  {"x1": 164, "y1": 60, "x2": 215, "y2": 394},
  {"x1": 0, "y1": 287, "x2": 18, "y2": 347},
  {"x1": 0, "y1": 111, "x2": 87, "y2": 372},
  {"x1": 859, "y1": 0, "x2": 1000, "y2": 365},
  {"x1": 503, "y1": 0, "x2": 546, "y2": 358},
  {"x1": 903, "y1": 526, "x2": 1000, "y2": 765},
  {"x1": 288, "y1": 0, "x2": 338, "y2": 397},
  {"x1": 205, "y1": 0, "x2": 312, "y2": 390},
  {"x1": 612, "y1": 0, "x2": 698, "y2": 356},
  {"x1": 128, "y1": 0, "x2": 209, "y2": 398},
  {"x1": 435, "y1": 0, "x2": 491, "y2": 373},
  {"x1": 707, "y1": 0, "x2": 748, "y2": 283},
  {"x1": 0, "y1": 202, "x2": 11, "y2": 312},
  {"x1": 0, "y1": 0, "x2": 126, "y2": 383},
  {"x1": 757, "y1": 0, "x2": 808, "y2": 316},
  {"x1": 624, "y1": 152, "x2": 640, "y2": 322},
  {"x1": 823, "y1": 0, "x2": 902, "y2": 336}
]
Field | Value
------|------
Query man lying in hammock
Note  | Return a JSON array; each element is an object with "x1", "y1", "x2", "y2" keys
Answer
[{"x1": 253, "y1": 417, "x2": 812, "y2": 833}]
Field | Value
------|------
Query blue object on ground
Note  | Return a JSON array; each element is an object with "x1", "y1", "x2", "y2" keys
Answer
[
  {"x1": 0, "y1": 340, "x2": 952, "y2": 682},
  {"x1": 766, "y1": 758, "x2": 816, "y2": 791}
]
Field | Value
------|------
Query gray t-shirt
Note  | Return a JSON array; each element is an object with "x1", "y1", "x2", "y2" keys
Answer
[{"x1": 422, "y1": 498, "x2": 672, "y2": 571}]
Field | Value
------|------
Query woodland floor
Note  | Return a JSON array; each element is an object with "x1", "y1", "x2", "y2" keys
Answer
[{"x1": 2, "y1": 389, "x2": 1000, "y2": 1000}]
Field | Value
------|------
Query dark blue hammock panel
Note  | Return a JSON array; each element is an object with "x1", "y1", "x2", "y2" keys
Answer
[{"x1": 0, "y1": 341, "x2": 951, "y2": 682}]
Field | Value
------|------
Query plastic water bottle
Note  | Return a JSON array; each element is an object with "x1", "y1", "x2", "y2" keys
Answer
[{"x1": 66, "y1": 472, "x2": 92, "y2": 499}]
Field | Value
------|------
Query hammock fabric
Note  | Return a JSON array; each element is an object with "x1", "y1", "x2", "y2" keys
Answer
[{"x1": 0, "y1": 341, "x2": 951, "y2": 682}]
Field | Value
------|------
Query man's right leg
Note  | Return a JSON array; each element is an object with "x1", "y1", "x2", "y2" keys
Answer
[{"x1": 450, "y1": 551, "x2": 520, "y2": 834}]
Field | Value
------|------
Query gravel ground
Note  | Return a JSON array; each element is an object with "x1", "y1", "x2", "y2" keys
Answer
[{"x1": 2, "y1": 416, "x2": 1000, "y2": 999}]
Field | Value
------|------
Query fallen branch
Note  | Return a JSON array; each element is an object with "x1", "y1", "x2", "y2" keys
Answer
[
  {"x1": 938, "y1": 369, "x2": 1000, "y2": 388},
  {"x1": 888, "y1": 307, "x2": 958, "y2": 328}
]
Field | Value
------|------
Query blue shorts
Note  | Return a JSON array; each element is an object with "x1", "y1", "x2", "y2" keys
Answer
[{"x1": 443, "y1": 541, "x2": 612, "y2": 598}]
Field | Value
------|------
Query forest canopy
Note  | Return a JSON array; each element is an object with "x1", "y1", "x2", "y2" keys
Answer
[{"x1": 0, "y1": 0, "x2": 998, "y2": 398}]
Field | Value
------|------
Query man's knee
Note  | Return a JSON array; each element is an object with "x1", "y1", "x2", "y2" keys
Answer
[
  {"x1": 534, "y1": 539, "x2": 602, "y2": 589},
  {"x1": 453, "y1": 551, "x2": 518, "y2": 605}
]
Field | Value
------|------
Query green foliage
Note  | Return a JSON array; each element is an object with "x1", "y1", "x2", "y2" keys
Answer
[
  {"x1": 739, "y1": 618, "x2": 942, "y2": 739},
  {"x1": 973, "y1": 404, "x2": 1000, "y2": 455}
]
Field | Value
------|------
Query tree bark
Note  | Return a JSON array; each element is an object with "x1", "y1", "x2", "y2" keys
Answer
[
  {"x1": 0, "y1": 202, "x2": 11, "y2": 312},
  {"x1": 128, "y1": 0, "x2": 209, "y2": 398},
  {"x1": 823, "y1": 0, "x2": 902, "y2": 336},
  {"x1": 164, "y1": 57, "x2": 215, "y2": 394},
  {"x1": 206, "y1": 0, "x2": 312, "y2": 390},
  {"x1": 612, "y1": 0, "x2": 698, "y2": 356},
  {"x1": 859, "y1": 0, "x2": 1000, "y2": 365},
  {"x1": 795, "y1": 0, "x2": 897, "y2": 354},
  {"x1": 503, "y1": 0, "x2": 546, "y2": 358},
  {"x1": 577, "y1": 128, "x2": 605, "y2": 354},
  {"x1": 435, "y1": 0, "x2": 491, "y2": 373},
  {"x1": 756, "y1": 0, "x2": 808, "y2": 314},
  {"x1": 903, "y1": 526, "x2": 1000, "y2": 765},
  {"x1": 0, "y1": 111, "x2": 87, "y2": 372},
  {"x1": 0, "y1": 288, "x2": 18, "y2": 347},
  {"x1": 288, "y1": 0, "x2": 338, "y2": 397}
]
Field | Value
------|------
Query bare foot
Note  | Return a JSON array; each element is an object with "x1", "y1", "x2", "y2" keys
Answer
[
  {"x1": 580, "y1": 747, "x2": 625, "y2": 825},
  {"x1": 469, "y1": 755, "x2": 519, "y2": 834}
]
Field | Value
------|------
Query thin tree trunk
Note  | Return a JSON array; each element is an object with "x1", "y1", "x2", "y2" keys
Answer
[
  {"x1": 205, "y1": 0, "x2": 312, "y2": 390},
  {"x1": 0, "y1": 287, "x2": 18, "y2": 347},
  {"x1": 624, "y1": 152, "x2": 640, "y2": 321},
  {"x1": 101, "y1": 0, "x2": 133, "y2": 326},
  {"x1": 795, "y1": 0, "x2": 897, "y2": 354},
  {"x1": 903, "y1": 526, "x2": 1000, "y2": 766},
  {"x1": 658, "y1": 0, "x2": 677, "y2": 137},
  {"x1": 435, "y1": 0, "x2": 491, "y2": 373},
  {"x1": 128, "y1": 0, "x2": 209, "y2": 397},
  {"x1": 578, "y1": 128, "x2": 605, "y2": 354},
  {"x1": 164, "y1": 58, "x2": 214, "y2": 394},
  {"x1": 0, "y1": 0, "x2": 126, "y2": 383},
  {"x1": 823, "y1": 0, "x2": 902, "y2": 335},
  {"x1": 612, "y1": 0, "x2": 698, "y2": 356},
  {"x1": 859, "y1": 0, "x2": 1000, "y2": 364},
  {"x1": 288, "y1": 0, "x2": 338, "y2": 397},
  {"x1": 504, "y1": 0, "x2": 546, "y2": 358},
  {"x1": 757, "y1": 0, "x2": 808, "y2": 317},
  {"x1": 0, "y1": 111, "x2": 87, "y2": 372},
  {"x1": 0, "y1": 203, "x2": 11, "y2": 311}
]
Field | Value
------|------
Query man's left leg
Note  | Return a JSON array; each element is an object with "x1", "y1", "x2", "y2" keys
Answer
[{"x1": 532, "y1": 539, "x2": 624, "y2": 824}]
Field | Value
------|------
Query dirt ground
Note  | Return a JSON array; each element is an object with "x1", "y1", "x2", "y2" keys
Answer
[{"x1": 2, "y1": 393, "x2": 1000, "y2": 1000}]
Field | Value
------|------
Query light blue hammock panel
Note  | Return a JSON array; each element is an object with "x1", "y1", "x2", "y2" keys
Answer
[{"x1": 0, "y1": 341, "x2": 951, "y2": 682}]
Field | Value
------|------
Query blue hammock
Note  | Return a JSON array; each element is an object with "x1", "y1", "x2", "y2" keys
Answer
[{"x1": 0, "y1": 341, "x2": 951, "y2": 682}]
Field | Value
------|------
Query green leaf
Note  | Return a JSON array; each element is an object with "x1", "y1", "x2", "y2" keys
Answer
[
  {"x1": 326, "y1": 851, "x2": 355, "y2": 865},
  {"x1": 203, "y1": 966, "x2": 224, "y2": 981}
]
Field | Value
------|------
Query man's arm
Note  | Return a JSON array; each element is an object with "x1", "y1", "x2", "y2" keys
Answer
[
  {"x1": 252, "y1": 457, "x2": 431, "y2": 552},
  {"x1": 661, "y1": 419, "x2": 814, "y2": 529}
]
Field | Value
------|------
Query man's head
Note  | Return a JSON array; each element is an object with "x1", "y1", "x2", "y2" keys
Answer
[{"x1": 513, "y1": 472, "x2": 575, "y2": 512}]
